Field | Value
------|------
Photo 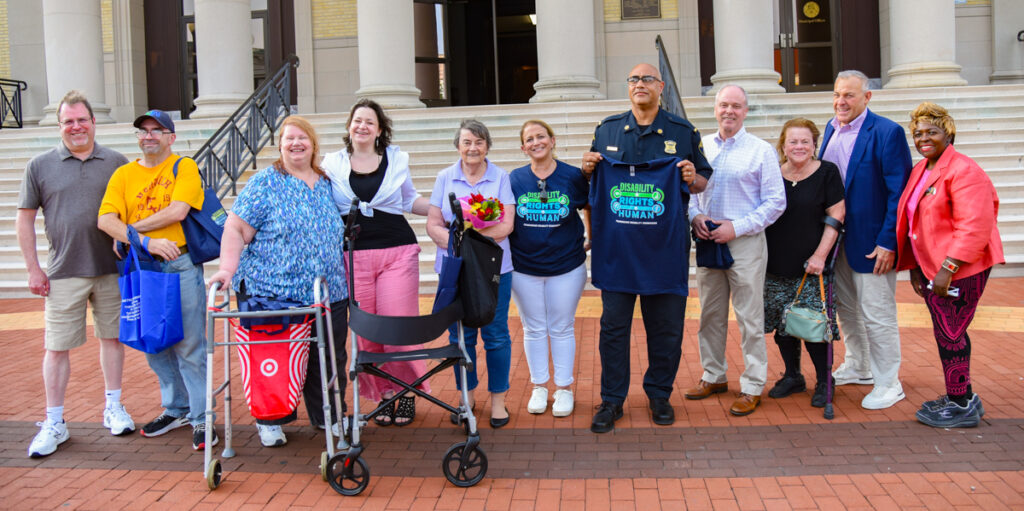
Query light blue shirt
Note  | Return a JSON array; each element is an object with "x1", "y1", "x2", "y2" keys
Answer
[
  {"x1": 429, "y1": 159, "x2": 515, "y2": 274},
  {"x1": 689, "y1": 127, "x2": 786, "y2": 237},
  {"x1": 231, "y1": 167, "x2": 348, "y2": 304}
]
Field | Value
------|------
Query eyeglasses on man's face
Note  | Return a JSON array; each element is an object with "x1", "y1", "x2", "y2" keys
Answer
[
  {"x1": 60, "y1": 117, "x2": 93, "y2": 128},
  {"x1": 627, "y1": 75, "x2": 660, "y2": 85},
  {"x1": 135, "y1": 129, "x2": 172, "y2": 139}
]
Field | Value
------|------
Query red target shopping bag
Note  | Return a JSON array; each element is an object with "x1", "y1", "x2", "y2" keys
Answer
[{"x1": 233, "y1": 320, "x2": 313, "y2": 420}]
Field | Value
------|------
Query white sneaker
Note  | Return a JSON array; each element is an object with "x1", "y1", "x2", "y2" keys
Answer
[
  {"x1": 832, "y1": 362, "x2": 874, "y2": 386},
  {"x1": 103, "y1": 404, "x2": 136, "y2": 436},
  {"x1": 861, "y1": 381, "x2": 905, "y2": 410},
  {"x1": 28, "y1": 419, "x2": 69, "y2": 458},
  {"x1": 256, "y1": 424, "x2": 287, "y2": 447},
  {"x1": 551, "y1": 389, "x2": 574, "y2": 417},
  {"x1": 527, "y1": 387, "x2": 548, "y2": 414}
]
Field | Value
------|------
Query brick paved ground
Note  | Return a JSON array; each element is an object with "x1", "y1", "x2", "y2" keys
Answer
[{"x1": 1, "y1": 279, "x2": 1022, "y2": 509}]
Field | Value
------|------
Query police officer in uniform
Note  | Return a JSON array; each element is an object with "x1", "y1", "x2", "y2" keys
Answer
[{"x1": 581, "y1": 62, "x2": 713, "y2": 433}]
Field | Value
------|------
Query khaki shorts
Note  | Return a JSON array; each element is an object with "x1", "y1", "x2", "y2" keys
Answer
[{"x1": 44, "y1": 275, "x2": 120, "y2": 351}]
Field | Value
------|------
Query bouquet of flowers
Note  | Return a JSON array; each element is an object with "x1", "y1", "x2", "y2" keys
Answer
[{"x1": 459, "y1": 193, "x2": 505, "y2": 230}]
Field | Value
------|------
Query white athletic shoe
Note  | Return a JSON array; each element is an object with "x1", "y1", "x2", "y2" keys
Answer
[
  {"x1": 551, "y1": 389, "x2": 574, "y2": 417},
  {"x1": 28, "y1": 419, "x2": 69, "y2": 458},
  {"x1": 103, "y1": 404, "x2": 136, "y2": 436},
  {"x1": 527, "y1": 387, "x2": 548, "y2": 414},
  {"x1": 832, "y1": 362, "x2": 874, "y2": 386},
  {"x1": 861, "y1": 381, "x2": 906, "y2": 410},
  {"x1": 256, "y1": 424, "x2": 287, "y2": 447}
]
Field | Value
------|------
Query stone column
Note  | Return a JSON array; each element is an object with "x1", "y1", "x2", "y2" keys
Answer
[
  {"x1": 355, "y1": 0, "x2": 424, "y2": 108},
  {"x1": 7, "y1": 0, "x2": 48, "y2": 125},
  {"x1": 530, "y1": 0, "x2": 604, "y2": 102},
  {"x1": 39, "y1": 0, "x2": 114, "y2": 125},
  {"x1": 110, "y1": 0, "x2": 148, "y2": 123},
  {"x1": 191, "y1": 0, "x2": 254, "y2": 119},
  {"x1": 884, "y1": 0, "x2": 966, "y2": 88},
  {"x1": 709, "y1": 0, "x2": 783, "y2": 94},
  {"x1": 989, "y1": 0, "x2": 1024, "y2": 84}
]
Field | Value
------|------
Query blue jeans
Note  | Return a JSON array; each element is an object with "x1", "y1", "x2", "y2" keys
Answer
[
  {"x1": 144, "y1": 253, "x2": 208, "y2": 426},
  {"x1": 449, "y1": 272, "x2": 512, "y2": 393}
]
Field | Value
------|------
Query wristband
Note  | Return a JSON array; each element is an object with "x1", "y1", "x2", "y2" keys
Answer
[{"x1": 941, "y1": 259, "x2": 959, "y2": 274}]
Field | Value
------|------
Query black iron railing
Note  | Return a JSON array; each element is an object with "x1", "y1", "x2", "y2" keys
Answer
[
  {"x1": 193, "y1": 54, "x2": 299, "y2": 198},
  {"x1": 0, "y1": 78, "x2": 28, "y2": 129}
]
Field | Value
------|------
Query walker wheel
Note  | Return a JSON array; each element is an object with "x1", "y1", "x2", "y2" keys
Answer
[
  {"x1": 320, "y1": 451, "x2": 329, "y2": 481},
  {"x1": 442, "y1": 442, "x2": 487, "y2": 487},
  {"x1": 327, "y1": 453, "x2": 370, "y2": 496},
  {"x1": 206, "y1": 459, "x2": 222, "y2": 490}
]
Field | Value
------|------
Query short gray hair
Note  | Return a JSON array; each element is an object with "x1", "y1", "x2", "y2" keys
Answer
[
  {"x1": 836, "y1": 70, "x2": 870, "y2": 92},
  {"x1": 714, "y1": 84, "x2": 748, "y2": 107},
  {"x1": 454, "y1": 119, "x2": 492, "y2": 149}
]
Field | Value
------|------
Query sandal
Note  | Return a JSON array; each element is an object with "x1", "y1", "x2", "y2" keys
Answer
[
  {"x1": 373, "y1": 399, "x2": 395, "y2": 427},
  {"x1": 394, "y1": 396, "x2": 415, "y2": 427}
]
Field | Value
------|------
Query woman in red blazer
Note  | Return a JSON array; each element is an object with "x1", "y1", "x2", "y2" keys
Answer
[{"x1": 895, "y1": 102, "x2": 1004, "y2": 429}]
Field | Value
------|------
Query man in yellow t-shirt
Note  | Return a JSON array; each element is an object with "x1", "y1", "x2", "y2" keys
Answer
[{"x1": 98, "y1": 110, "x2": 215, "y2": 451}]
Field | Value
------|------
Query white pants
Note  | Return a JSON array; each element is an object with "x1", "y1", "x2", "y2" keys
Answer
[
  {"x1": 511, "y1": 263, "x2": 588, "y2": 387},
  {"x1": 696, "y1": 232, "x2": 769, "y2": 395},
  {"x1": 834, "y1": 247, "x2": 902, "y2": 387}
]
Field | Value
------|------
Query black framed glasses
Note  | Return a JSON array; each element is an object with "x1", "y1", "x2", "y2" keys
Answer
[
  {"x1": 135, "y1": 129, "x2": 171, "y2": 139},
  {"x1": 626, "y1": 75, "x2": 660, "y2": 85},
  {"x1": 537, "y1": 179, "x2": 548, "y2": 203}
]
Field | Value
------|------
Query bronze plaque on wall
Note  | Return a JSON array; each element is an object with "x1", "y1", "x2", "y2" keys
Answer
[{"x1": 622, "y1": 0, "x2": 661, "y2": 20}]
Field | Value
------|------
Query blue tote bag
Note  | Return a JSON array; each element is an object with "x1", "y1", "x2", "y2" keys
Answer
[
  {"x1": 172, "y1": 157, "x2": 227, "y2": 264},
  {"x1": 118, "y1": 239, "x2": 184, "y2": 353}
]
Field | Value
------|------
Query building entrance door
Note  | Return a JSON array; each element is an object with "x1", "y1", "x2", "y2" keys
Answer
[{"x1": 773, "y1": 0, "x2": 838, "y2": 92}]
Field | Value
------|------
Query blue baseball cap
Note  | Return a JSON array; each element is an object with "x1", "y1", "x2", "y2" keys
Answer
[{"x1": 133, "y1": 109, "x2": 175, "y2": 133}]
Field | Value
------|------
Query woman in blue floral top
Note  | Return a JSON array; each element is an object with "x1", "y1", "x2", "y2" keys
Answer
[{"x1": 209, "y1": 116, "x2": 348, "y2": 448}]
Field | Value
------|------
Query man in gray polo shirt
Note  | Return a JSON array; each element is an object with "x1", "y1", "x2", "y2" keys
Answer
[{"x1": 17, "y1": 90, "x2": 134, "y2": 458}]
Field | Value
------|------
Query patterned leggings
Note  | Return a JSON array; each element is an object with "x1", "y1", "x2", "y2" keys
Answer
[{"x1": 922, "y1": 268, "x2": 990, "y2": 401}]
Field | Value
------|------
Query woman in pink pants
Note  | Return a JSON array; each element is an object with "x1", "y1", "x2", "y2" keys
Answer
[{"x1": 322, "y1": 99, "x2": 430, "y2": 426}]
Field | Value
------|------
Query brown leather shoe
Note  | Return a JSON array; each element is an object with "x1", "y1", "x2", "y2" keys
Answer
[
  {"x1": 684, "y1": 380, "x2": 728, "y2": 400},
  {"x1": 729, "y1": 393, "x2": 761, "y2": 416}
]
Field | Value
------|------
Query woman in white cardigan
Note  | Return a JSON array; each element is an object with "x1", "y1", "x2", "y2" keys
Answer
[{"x1": 322, "y1": 99, "x2": 430, "y2": 426}]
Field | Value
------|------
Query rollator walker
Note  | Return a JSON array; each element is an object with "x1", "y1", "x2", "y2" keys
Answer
[
  {"x1": 203, "y1": 277, "x2": 347, "y2": 489},
  {"x1": 326, "y1": 195, "x2": 488, "y2": 496}
]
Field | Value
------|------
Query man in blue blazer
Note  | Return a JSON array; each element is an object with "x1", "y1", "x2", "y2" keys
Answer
[{"x1": 819, "y1": 70, "x2": 912, "y2": 410}]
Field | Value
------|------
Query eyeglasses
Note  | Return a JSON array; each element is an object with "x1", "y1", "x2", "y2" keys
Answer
[
  {"x1": 60, "y1": 117, "x2": 92, "y2": 128},
  {"x1": 537, "y1": 179, "x2": 548, "y2": 203},
  {"x1": 135, "y1": 129, "x2": 171, "y2": 138},
  {"x1": 626, "y1": 75, "x2": 660, "y2": 85}
]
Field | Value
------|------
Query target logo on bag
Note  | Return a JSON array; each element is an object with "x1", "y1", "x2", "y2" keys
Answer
[{"x1": 234, "y1": 320, "x2": 313, "y2": 420}]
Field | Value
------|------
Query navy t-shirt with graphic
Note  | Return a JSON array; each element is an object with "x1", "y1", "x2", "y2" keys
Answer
[
  {"x1": 589, "y1": 156, "x2": 691, "y2": 296},
  {"x1": 509, "y1": 160, "x2": 589, "y2": 277}
]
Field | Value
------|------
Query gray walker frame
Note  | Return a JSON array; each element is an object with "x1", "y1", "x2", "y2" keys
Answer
[{"x1": 202, "y1": 277, "x2": 346, "y2": 489}]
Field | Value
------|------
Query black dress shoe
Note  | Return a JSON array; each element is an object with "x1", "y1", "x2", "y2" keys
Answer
[
  {"x1": 649, "y1": 398, "x2": 675, "y2": 425},
  {"x1": 767, "y1": 374, "x2": 807, "y2": 399},
  {"x1": 590, "y1": 402, "x2": 623, "y2": 433},
  {"x1": 811, "y1": 381, "x2": 830, "y2": 408},
  {"x1": 489, "y1": 407, "x2": 510, "y2": 429}
]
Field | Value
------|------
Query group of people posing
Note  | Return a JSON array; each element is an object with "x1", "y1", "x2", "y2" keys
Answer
[{"x1": 19, "y1": 61, "x2": 1003, "y2": 459}]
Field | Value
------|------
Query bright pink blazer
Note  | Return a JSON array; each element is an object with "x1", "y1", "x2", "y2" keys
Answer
[{"x1": 896, "y1": 145, "x2": 1004, "y2": 280}]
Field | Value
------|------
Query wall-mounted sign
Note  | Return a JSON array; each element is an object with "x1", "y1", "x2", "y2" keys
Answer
[{"x1": 622, "y1": 0, "x2": 661, "y2": 20}]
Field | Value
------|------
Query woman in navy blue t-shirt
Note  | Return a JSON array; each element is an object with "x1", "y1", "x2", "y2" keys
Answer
[{"x1": 509, "y1": 120, "x2": 589, "y2": 418}]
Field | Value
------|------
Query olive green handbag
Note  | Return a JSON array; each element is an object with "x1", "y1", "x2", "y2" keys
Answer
[{"x1": 780, "y1": 272, "x2": 833, "y2": 343}]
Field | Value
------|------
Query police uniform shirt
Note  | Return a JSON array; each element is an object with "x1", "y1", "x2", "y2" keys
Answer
[{"x1": 590, "y1": 107, "x2": 713, "y2": 178}]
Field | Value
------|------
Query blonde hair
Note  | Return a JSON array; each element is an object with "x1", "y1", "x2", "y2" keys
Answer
[
  {"x1": 519, "y1": 119, "x2": 558, "y2": 160},
  {"x1": 909, "y1": 102, "x2": 956, "y2": 145},
  {"x1": 273, "y1": 116, "x2": 325, "y2": 177},
  {"x1": 776, "y1": 118, "x2": 820, "y2": 165}
]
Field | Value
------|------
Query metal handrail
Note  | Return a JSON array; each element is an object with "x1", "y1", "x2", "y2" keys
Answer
[
  {"x1": 192, "y1": 54, "x2": 299, "y2": 198},
  {"x1": 0, "y1": 78, "x2": 28, "y2": 129}
]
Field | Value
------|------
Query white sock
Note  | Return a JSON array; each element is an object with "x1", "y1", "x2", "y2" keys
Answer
[
  {"x1": 46, "y1": 406, "x2": 64, "y2": 424},
  {"x1": 105, "y1": 389, "x2": 122, "y2": 408}
]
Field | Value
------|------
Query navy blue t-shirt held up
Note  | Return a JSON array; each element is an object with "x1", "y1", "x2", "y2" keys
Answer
[
  {"x1": 589, "y1": 156, "x2": 691, "y2": 296},
  {"x1": 508, "y1": 160, "x2": 588, "y2": 277}
]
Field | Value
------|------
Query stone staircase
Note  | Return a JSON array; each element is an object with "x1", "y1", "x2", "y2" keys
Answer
[{"x1": 1, "y1": 84, "x2": 1022, "y2": 297}]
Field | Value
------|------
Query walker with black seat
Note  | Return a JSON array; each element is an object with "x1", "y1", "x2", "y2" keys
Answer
[
  {"x1": 325, "y1": 195, "x2": 488, "y2": 496},
  {"x1": 202, "y1": 277, "x2": 347, "y2": 489}
]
